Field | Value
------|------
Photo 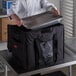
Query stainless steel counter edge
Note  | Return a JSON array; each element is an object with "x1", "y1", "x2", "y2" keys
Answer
[
  {"x1": 0, "y1": 15, "x2": 8, "y2": 18},
  {"x1": 0, "y1": 42, "x2": 7, "y2": 51}
]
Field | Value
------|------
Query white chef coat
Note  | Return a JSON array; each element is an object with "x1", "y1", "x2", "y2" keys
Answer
[{"x1": 8, "y1": 0, "x2": 57, "y2": 19}]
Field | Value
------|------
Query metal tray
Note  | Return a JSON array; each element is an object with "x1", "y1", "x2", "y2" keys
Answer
[{"x1": 22, "y1": 11, "x2": 62, "y2": 29}]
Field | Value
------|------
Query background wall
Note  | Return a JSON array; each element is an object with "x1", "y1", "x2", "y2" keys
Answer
[
  {"x1": 48, "y1": 0, "x2": 61, "y2": 11},
  {"x1": 73, "y1": 0, "x2": 76, "y2": 36},
  {"x1": 0, "y1": 0, "x2": 2, "y2": 8}
]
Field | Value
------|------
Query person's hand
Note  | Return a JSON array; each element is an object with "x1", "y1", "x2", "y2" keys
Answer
[
  {"x1": 52, "y1": 8, "x2": 59, "y2": 16},
  {"x1": 9, "y1": 14, "x2": 23, "y2": 27},
  {"x1": 14, "y1": 18, "x2": 23, "y2": 27}
]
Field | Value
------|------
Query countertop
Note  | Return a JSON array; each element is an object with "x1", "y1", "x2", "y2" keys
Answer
[{"x1": 0, "y1": 42, "x2": 7, "y2": 51}]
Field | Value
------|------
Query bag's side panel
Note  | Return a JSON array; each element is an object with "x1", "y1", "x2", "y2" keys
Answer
[{"x1": 54, "y1": 24, "x2": 64, "y2": 61}]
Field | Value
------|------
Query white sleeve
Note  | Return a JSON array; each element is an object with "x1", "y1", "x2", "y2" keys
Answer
[
  {"x1": 7, "y1": 0, "x2": 18, "y2": 16},
  {"x1": 41, "y1": 0, "x2": 58, "y2": 10}
]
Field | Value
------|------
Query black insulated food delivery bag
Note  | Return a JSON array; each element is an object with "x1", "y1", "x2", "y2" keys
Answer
[
  {"x1": 7, "y1": 12, "x2": 64, "y2": 72},
  {"x1": 7, "y1": 23, "x2": 64, "y2": 72}
]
